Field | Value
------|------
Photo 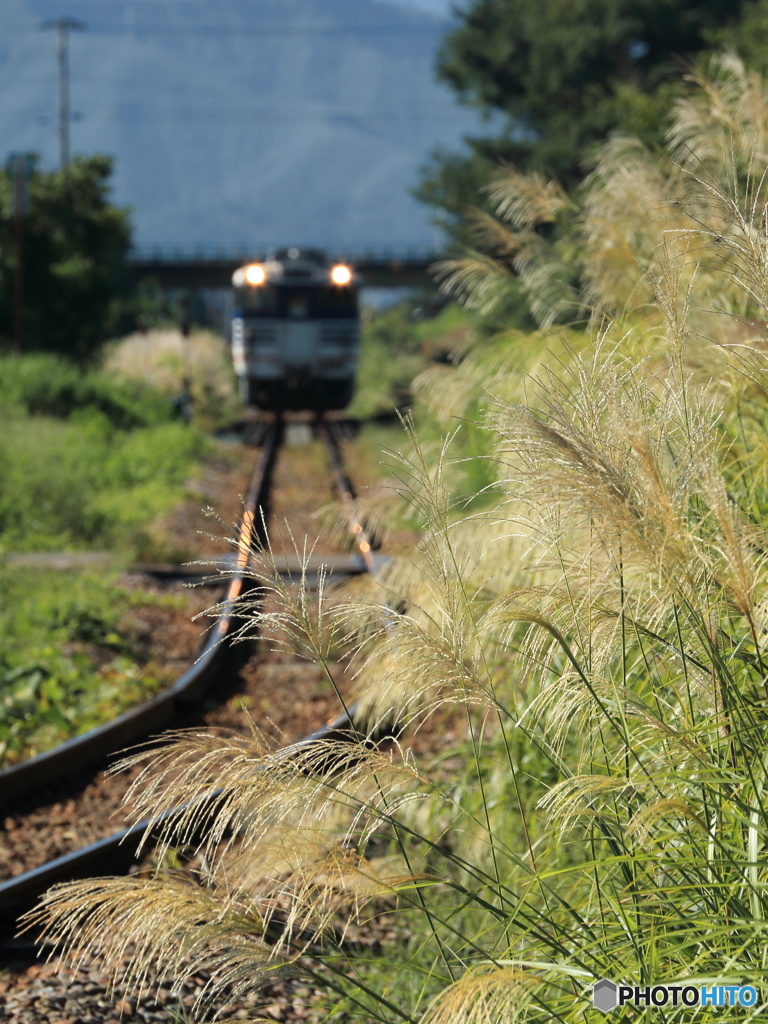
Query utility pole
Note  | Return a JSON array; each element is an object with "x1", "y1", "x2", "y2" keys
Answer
[
  {"x1": 42, "y1": 18, "x2": 85, "y2": 169},
  {"x1": 7, "y1": 153, "x2": 33, "y2": 354}
]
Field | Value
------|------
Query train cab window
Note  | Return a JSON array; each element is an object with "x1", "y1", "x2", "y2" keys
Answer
[
  {"x1": 312, "y1": 286, "x2": 358, "y2": 318},
  {"x1": 235, "y1": 285, "x2": 279, "y2": 315},
  {"x1": 287, "y1": 294, "x2": 309, "y2": 318},
  {"x1": 237, "y1": 283, "x2": 357, "y2": 320}
]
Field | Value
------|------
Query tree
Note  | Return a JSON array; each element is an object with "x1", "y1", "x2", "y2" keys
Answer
[
  {"x1": 706, "y1": 0, "x2": 768, "y2": 74},
  {"x1": 419, "y1": 0, "x2": 749, "y2": 229},
  {"x1": 435, "y1": 54, "x2": 768, "y2": 337},
  {"x1": 0, "y1": 155, "x2": 132, "y2": 362}
]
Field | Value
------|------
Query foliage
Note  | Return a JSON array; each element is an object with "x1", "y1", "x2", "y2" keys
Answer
[
  {"x1": 435, "y1": 55, "x2": 768, "y2": 337},
  {"x1": 0, "y1": 353, "x2": 173, "y2": 428},
  {"x1": 0, "y1": 155, "x2": 131, "y2": 361},
  {"x1": 414, "y1": 138, "x2": 518, "y2": 245},
  {"x1": 419, "y1": 0, "x2": 764, "y2": 239},
  {"x1": 0, "y1": 569, "x2": 176, "y2": 766},
  {"x1": 26, "y1": 63, "x2": 768, "y2": 1022},
  {"x1": 349, "y1": 303, "x2": 468, "y2": 420},
  {"x1": 102, "y1": 328, "x2": 243, "y2": 432},
  {"x1": 0, "y1": 409, "x2": 210, "y2": 555},
  {"x1": 131, "y1": 278, "x2": 180, "y2": 332},
  {"x1": 0, "y1": 355, "x2": 218, "y2": 765},
  {"x1": 706, "y1": 0, "x2": 768, "y2": 75},
  {"x1": 441, "y1": 0, "x2": 734, "y2": 172}
]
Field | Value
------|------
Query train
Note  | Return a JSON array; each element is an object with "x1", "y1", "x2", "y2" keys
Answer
[{"x1": 231, "y1": 247, "x2": 360, "y2": 411}]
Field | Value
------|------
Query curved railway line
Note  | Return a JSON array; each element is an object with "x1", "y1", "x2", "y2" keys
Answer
[{"x1": 0, "y1": 416, "x2": 388, "y2": 956}]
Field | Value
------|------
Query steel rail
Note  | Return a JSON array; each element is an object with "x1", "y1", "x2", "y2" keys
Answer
[
  {"x1": 0, "y1": 709, "x2": 366, "y2": 949},
  {"x1": 0, "y1": 422, "x2": 281, "y2": 806},
  {"x1": 0, "y1": 418, "x2": 391, "y2": 950},
  {"x1": 316, "y1": 416, "x2": 379, "y2": 572}
]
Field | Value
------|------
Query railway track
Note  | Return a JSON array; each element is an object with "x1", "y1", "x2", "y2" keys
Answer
[{"x1": 0, "y1": 416, "x2": 386, "y2": 955}]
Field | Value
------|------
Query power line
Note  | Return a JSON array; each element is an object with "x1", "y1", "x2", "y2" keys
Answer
[
  {"x1": 0, "y1": 106, "x2": 464, "y2": 124},
  {"x1": 7, "y1": 22, "x2": 443, "y2": 37},
  {"x1": 93, "y1": 22, "x2": 440, "y2": 34},
  {"x1": 0, "y1": 76, "x2": 464, "y2": 123},
  {"x1": 4, "y1": 16, "x2": 463, "y2": 148}
]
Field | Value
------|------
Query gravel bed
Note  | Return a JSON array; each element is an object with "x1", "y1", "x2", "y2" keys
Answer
[
  {"x1": 1, "y1": 958, "x2": 332, "y2": 1022},
  {"x1": 151, "y1": 444, "x2": 257, "y2": 561},
  {"x1": 267, "y1": 435, "x2": 350, "y2": 556},
  {"x1": 0, "y1": 640, "x2": 357, "y2": 881}
]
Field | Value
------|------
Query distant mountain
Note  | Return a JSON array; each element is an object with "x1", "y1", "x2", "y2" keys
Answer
[
  {"x1": 387, "y1": 0, "x2": 455, "y2": 14},
  {"x1": 0, "y1": 0, "x2": 480, "y2": 250}
]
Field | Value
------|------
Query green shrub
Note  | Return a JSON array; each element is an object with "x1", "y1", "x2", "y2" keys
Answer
[
  {"x1": 0, "y1": 353, "x2": 173, "y2": 428},
  {"x1": 349, "y1": 304, "x2": 471, "y2": 421},
  {"x1": 0, "y1": 410, "x2": 210, "y2": 553},
  {"x1": 101, "y1": 329, "x2": 243, "y2": 432}
]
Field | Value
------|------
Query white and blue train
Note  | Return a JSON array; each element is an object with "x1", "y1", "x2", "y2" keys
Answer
[{"x1": 231, "y1": 247, "x2": 360, "y2": 411}]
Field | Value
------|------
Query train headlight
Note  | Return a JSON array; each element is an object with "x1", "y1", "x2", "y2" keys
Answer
[
  {"x1": 245, "y1": 264, "x2": 266, "y2": 285},
  {"x1": 331, "y1": 264, "x2": 352, "y2": 285}
]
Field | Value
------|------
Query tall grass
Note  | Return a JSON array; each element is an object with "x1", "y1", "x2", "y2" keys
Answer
[
  {"x1": 102, "y1": 328, "x2": 242, "y2": 431},
  {"x1": 25, "y1": 55, "x2": 768, "y2": 1022}
]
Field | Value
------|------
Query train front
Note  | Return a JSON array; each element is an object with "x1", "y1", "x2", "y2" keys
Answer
[{"x1": 231, "y1": 247, "x2": 360, "y2": 411}]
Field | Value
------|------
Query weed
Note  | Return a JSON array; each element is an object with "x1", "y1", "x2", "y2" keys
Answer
[
  {"x1": 0, "y1": 570, "x2": 173, "y2": 765},
  {"x1": 0, "y1": 353, "x2": 173, "y2": 428},
  {"x1": 349, "y1": 303, "x2": 470, "y2": 421}
]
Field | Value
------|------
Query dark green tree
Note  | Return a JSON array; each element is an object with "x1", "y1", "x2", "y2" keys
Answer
[
  {"x1": 0, "y1": 155, "x2": 131, "y2": 362},
  {"x1": 419, "y1": 0, "x2": 749, "y2": 229},
  {"x1": 706, "y1": 0, "x2": 768, "y2": 74}
]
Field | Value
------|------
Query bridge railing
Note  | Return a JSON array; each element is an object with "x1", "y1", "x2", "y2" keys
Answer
[{"x1": 127, "y1": 244, "x2": 445, "y2": 266}]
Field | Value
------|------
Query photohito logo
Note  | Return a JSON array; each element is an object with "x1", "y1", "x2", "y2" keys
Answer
[{"x1": 592, "y1": 979, "x2": 758, "y2": 1012}]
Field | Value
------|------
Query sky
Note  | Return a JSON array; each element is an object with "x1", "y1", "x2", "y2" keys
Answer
[
  {"x1": 395, "y1": 0, "x2": 455, "y2": 12},
  {"x1": 0, "y1": 0, "x2": 480, "y2": 250}
]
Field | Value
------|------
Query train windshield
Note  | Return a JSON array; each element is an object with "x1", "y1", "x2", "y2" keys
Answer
[
  {"x1": 311, "y1": 286, "x2": 357, "y2": 318},
  {"x1": 235, "y1": 285, "x2": 357, "y2": 319},
  {"x1": 236, "y1": 285, "x2": 279, "y2": 315}
]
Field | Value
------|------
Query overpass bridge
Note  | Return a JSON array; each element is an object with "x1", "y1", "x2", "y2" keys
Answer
[{"x1": 127, "y1": 245, "x2": 444, "y2": 290}]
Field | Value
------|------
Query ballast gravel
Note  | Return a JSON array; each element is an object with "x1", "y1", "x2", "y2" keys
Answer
[{"x1": 1, "y1": 958, "x2": 328, "y2": 1022}]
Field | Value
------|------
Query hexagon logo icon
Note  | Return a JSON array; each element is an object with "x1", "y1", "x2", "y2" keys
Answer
[{"x1": 593, "y1": 979, "x2": 618, "y2": 1012}]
